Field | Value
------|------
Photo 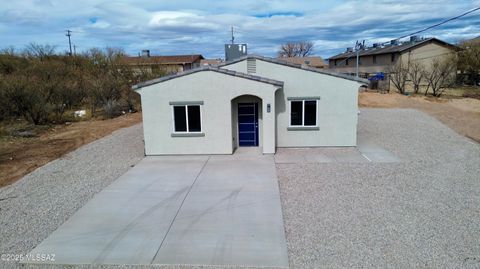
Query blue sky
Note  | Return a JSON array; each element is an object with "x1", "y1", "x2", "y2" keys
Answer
[{"x1": 0, "y1": 0, "x2": 479, "y2": 59}]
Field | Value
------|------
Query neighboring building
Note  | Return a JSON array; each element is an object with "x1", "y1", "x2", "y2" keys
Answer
[
  {"x1": 200, "y1": 58, "x2": 223, "y2": 66},
  {"x1": 328, "y1": 37, "x2": 458, "y2": 79},
  {"x1": 278, "y1": 56, "x2": 326, "y2": 69},
  {"x1": 122, "y1": 51, "x2": 204, "y2": 74},
  {"x1": 133, "y1": 55, "x2": 367, "y2": 155}
]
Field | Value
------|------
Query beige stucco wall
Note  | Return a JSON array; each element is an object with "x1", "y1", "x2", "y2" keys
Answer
[
  {"x1": 138, "y1": 70, "x2": 279, "y2": 155},
  {"x1": 221, "y1": 59, "x2": 361, "y2": 147},
  {"x1": 328, "y1": 42, "x2": 456, "y2": 76}
]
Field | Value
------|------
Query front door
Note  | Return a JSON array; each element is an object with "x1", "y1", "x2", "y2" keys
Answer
[{"x1": 238, "y1": 103, "x2": 259, "y2": 146}]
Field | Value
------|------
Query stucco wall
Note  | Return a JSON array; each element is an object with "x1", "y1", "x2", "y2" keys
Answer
[
  {"x1": 138, "y1": 70, "x2": 279, "y2": 155},
  {"x1": 222, "y1": 59, "x2": 360, "y2": 147},
  {"x1": 328, "y1": 42, "x2": 456, "y2": 76}
]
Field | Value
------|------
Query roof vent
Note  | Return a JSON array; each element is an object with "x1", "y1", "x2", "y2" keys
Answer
[
  {"x1": 390, "y1": 40, "x2": 399, "y2": 46},
  {"x1": 247, "y1": 58, "x2": 256, "y2": 74},
  {"x1": 346, "y1": 47, "x2": 354, "y2": 52},
  {"x1": 410, "y1": 35, "x2": 421, "y2": 42}
]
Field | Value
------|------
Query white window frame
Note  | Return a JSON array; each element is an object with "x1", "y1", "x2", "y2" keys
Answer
[
  {"x1": 288, "y1": 99, "x2": 318, "y2": 127},
  {"x1": 171, "y1": 104, "x2": 203, "y2": 133}
]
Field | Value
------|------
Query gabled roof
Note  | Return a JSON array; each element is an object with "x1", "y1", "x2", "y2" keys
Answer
[
  {"x1": 122, "y1": 54, "x2": 204, "y2": 65},
  {"x1": 328, "y1": 38, "x2": 459, "y2": 60},
  {"x1": 218, "y1": 55, "x2": 368, "y2": 84},
  {"x1": 132, "y1": 66, "x2": 284, "y2": 90}
]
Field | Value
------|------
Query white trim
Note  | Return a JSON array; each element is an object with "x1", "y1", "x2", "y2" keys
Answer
[
  {"x1": 288, "y1": 99, "x2": 319, "y2": 128},
  {"x1": 171, "y1": 104, "x2": 203, "y2": 134}
]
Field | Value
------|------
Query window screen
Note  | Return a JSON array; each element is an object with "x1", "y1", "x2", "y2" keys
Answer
[
  {"x1": 173, "y1": 106, "x2": 187, "y2": 132},
  {"x1": 173, "y1": 105, "x2": 201, "y2": 132},
  {"x1": 304, "y1": 101, "x2": 317, "y2": 126},
  {"x1": 290, "y1": 101, "x2": 303, "y2": 126},
  {"x1": 187, "y1": 106, "x2": 201, "y2": 132},
  {"x1": 289, "y1": 100, "x2": 317, "y2": 127}
]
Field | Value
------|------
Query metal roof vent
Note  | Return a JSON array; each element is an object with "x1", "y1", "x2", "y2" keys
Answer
[{"x1": 247, "y1": 58, "x2": 256, "y2": 74}]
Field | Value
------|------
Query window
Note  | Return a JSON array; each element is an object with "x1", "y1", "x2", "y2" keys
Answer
[
  {"x1": 346, "y1": 58, "x2": 349, "y2": 65},
  {"x1": 290, "y1": 100, "x2": 318, "y2": 127},
  {"x1": 334, "y1": 59, "x2": 337, "y2": 66},
  {"x1": 391, "y1": 53, "x2": 395, "y2": 62},
  {"x1": 373, "y1": 55, "x2": 377, "y2": 64},
  {"x1": 172, "y1": 105, "x2": 202, "y2": 133}
]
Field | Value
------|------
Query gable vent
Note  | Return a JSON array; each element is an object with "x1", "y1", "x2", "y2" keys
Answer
[{"x1": 247, "y1": 58, "x2": 256, "y2": 74}]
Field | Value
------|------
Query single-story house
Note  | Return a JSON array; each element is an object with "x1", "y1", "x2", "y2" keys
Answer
[
  {"x1": 133, "y1": 55, "x2": 368, "y2": 155},
  {"x1": 122, "y1": 51, "x2": 204, "y2": 74}
]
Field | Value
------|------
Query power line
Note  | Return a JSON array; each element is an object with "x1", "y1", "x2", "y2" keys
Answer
[
  {"x1": 389, "y1": 6, "x2": 480, "y2": 44},
  {"x1": 333, "y1": 6, "x2": 480, "y2": 65},
  {"x1": 65, "y1": 29, "x2": 73, "y2": 56}
]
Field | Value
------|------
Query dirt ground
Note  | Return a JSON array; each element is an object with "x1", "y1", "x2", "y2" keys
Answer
[
  {"x1": 359, "y1": 91, "x2": 480, "y2": 142},
  {"x1": 0, "y1": 113, "x2": 142, "y2": 187}
]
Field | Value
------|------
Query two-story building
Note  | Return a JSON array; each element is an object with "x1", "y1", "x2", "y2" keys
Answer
[{"x1": 328, "y1": 37, "x2": 458, "y2": 90}]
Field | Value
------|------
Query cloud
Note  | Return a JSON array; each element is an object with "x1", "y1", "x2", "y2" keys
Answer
[{"x1": 0, "y1": 0, "x2": 478, "y2": 58}]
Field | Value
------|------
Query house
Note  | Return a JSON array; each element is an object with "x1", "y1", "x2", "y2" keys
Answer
[
  {"x1": 278, "y1": 56, "x2": 326, "y2": 69},
  {"x1": 328, "y1": 37, "x2": 458, "y2": 80},
  {"x1": 200, "y1": 58, "x2": 223, "y2": 66},
  {"x1": 133, "y1": 55, "x2": 367, "y2": 155},
  {"x1": 122, "y1": 50, "x2": 204, "y2": 74}
]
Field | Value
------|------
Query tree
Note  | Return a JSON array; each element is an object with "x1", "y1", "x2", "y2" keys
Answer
[
  {"x1": 407, "y1": 61, "x2": 425, "y2": 94},
  {"x1": 388, "y1": 61, "x2": 409, "y2": 94},
  {"x1": 422, "y1": 57, "x2": 457, "y2": 97},
  {"x1": 457, "y1": 39, "x2": 480, "y2": 85},
  {"x1": 22, "y1": 43, "x2": 56, "y2": 61},
  {"x1": 278, "y1": 41, "x2": 314, "y2": 57}
]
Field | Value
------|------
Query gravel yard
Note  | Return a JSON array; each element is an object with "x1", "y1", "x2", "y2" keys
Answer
[
  {"x1": 1, "y1": 108, "x2": 479, "y2": 269},
  {"x1": 277, "y1": 108, "x2": 480, "y2": 268},
  {"x1": 0, "y1": 124, "x2": 145, "y2": 268}
]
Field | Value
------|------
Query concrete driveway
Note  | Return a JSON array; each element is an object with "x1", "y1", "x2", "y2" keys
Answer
[{"x1": 25, "y1": 151, "x2": 288, "y2": 267}]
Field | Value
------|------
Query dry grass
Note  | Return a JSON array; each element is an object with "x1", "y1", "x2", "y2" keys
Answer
[{"x1": 0, "y1": 113, "x2": 142, "y2": 187}]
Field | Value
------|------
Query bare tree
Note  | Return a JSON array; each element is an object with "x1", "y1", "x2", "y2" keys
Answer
[
  {"x1": 278, "y1": 41, "x2": 314, "y2": 57},
  {"x1": 23, "y1": 43, "x2": 56, "y2": 61},
  {"x1": 278, "y1": 42, "x2": 297, "y2": 57},
  {"x1": 388, "y1": 61, "x2": 409, "y2": 94},
  {"x1": 458, "y1": 38, "x2": 480, "y2": 85},
  {"x1": 423, "y1": 57, "x2": 457, "y2": 97},
  {"x1": 408, "y1": 61, "x2": 425, "y2": 94}
]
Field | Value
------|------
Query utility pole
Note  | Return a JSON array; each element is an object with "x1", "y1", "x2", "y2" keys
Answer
[
  {"x1": 355, "y1": 40, "x2": 364, "y2": 78},
  {"x1": 73, "y1": 44, "x2": 77, "y2": 56},
  {"x1": 66, "y1": 30, "x2": 72, "y2": 56},
  {"x1": 230, "y1": 26, "x2": 235, "y2": 44}
]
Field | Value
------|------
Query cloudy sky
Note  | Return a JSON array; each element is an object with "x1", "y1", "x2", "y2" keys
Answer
[{"x1": 0, "y1": 0, "x2": 479, "y2": 59}]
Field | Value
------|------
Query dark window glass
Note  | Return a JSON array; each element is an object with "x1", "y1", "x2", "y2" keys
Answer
[
  {"x1": 346, "y1": 58, "x2": 349, "y2": 65},
  {"x1": 373, "y1": 55, "x2": 377, "y2": 64},
  {"x1": 391, "y1": 53, "x2": 395, "y2": 62},
  {"x1": 187, "y1": 105, "x2": 201, "y2": 132},
  {"x1": 334, "y1": 59, "x2": 337, "y2": 66},
  {"x1": 290, "y1": 101, "x2": 303, "y2": 126},
  {"x1": 304, "y1": 101, "x2": 317, "y2": 126},
  {"x1": 173, "y1": 106, "x2": 187, "y2": 132}
]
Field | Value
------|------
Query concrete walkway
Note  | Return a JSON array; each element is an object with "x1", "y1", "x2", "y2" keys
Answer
[{"x1": 25, "y1": 151, "x2": 288, "y2": 267}]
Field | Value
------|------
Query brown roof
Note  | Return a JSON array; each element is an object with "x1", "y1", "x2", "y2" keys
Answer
[
  {"x1": 277, "y1": 56, "x2": 325, "y2": 68},
  {"x1": 122, "y1": 54, "x2": 204, "y2": 65},
  {"x1": 328, "y1": 38, "x2": 459, "y2": 60}
]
